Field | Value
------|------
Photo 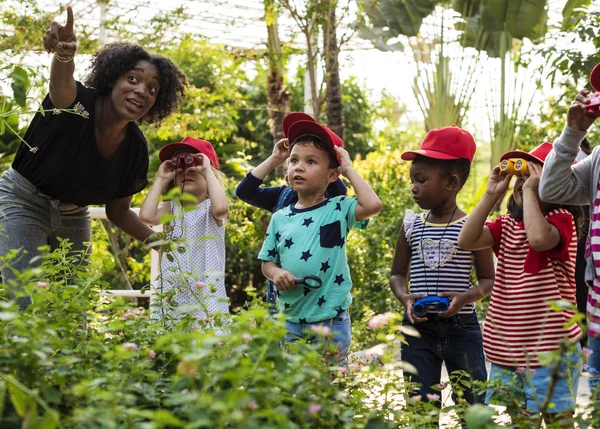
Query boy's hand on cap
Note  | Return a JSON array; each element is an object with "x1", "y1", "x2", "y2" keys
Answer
[
  {"x1": 568, "y1": 89, "x2": 596, "y2": 131},
  {"x1": 485, "y1": 165, "x2": 513, "y2": 199},
  {"x1": 334, "y1": 146, "x2": 352, "y2": 176},
  {"x1": 272, "y1": 139, "x2": 290, "y2": 163},
  {"x1": 273, "y1": 268, "x2": 296, "y2": 291}
]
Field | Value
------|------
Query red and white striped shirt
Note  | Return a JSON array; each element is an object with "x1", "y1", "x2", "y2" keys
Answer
[
  {"x1": 484, "y1": 209, "x2": 582, "y2": 367},
  {"x1": 587, "y1": 181, "x2": 600, "y2": 338}
]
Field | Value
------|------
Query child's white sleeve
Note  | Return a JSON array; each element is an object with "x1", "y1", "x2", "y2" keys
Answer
[{"x1": 403, "y1": 209, "x2": 417, "y2": 242}]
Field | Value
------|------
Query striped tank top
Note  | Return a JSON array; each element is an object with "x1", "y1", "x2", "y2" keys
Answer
[{"x1": 404, "y1": 210, "x2": 475, "y2": 315}]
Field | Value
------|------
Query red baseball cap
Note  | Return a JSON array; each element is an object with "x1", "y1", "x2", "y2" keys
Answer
[
  {"x1": 401, "y1": 125, "x2": 476, "y2": 162},
  {"x1": 591, "y1": 63, "x2": 600, "y2": 92},
  {"x1": 500, "y1": 142, "x2": 553, "y2": 165},
  {"x1": 283, "y1": 112, "x2": 316, "y2": 137},
  {"x1": 287, "y1": 120, "x2": 344, "y2": 164},
  {"x1": 159, "y1": 137, "x2": 220, "y2": 170}
]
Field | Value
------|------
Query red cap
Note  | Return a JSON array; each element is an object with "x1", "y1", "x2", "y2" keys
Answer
[
  {"x1": 591, "y1": 63, "x2": 600, "y2": 92},
  {"x1": 500, "y1": 142, "x2": 553, "y2": 165},
  {"x1": 287, "y1": 120, "x2": 344, "y2": 164},
  {"x1": 159, "y1": 137, "x2": 220, "y2": 170},
  {"x1": 401, "y1": 125, "x2": 476, "y2": 162},
  {"x1": 283, "y1": 112, "x2": 316, "y2": 137}
]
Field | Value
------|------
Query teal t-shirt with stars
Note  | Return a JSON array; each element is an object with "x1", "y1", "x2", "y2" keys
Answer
[{"x1": 258, "y1": 195, "x2": 368, "y2": 323}]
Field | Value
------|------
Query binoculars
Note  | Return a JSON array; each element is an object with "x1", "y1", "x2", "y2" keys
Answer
[
  {"x1": 171, "y1": 154, "x2": 198, "y2": 169},
  {"x1": 499, "y1": 158, "x2": 529, "y2": 175},
  {"x1": 413, "y1": 296, "x2": 450, "y2": 316}
]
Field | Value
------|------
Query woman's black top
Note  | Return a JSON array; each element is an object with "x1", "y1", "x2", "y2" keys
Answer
[{"x1": 12, "y1": 82, "x2": 149, "y2": 207}]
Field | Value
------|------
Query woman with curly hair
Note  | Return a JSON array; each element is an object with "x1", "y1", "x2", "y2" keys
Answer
[{"x1": 0, "y1": 6, "x2": 188, "y2": 309}]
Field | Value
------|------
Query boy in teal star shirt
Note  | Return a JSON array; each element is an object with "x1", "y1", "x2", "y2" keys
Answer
[{"x1": 258, "y1": 114, "x2": 382, "y2": 358}]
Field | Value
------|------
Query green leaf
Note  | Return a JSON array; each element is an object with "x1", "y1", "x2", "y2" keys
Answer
[
  {"x1": 561, "y1": 0, "x2": 592, "y2": 30},
  {"x1": 8, "y1": 382, "x2": 32, "y2": 417},
  {"x1": 0, "y1": 312, "x2": 18, "y2": 321},
  {"x1": 0, "y1": 119, "x2": 5, "y2": 136},
  {"x1": 10, "y1": 66, "x2": 29, "y2": 108},
  {"x1": 159, "y1": 213, "x2": 177, "y2": 224},
  {"x1": 464, "y1": 403, "x2": 501, "y2": 428},
  {"x1": 0, "y1": 380, "x2": 6, "y2": 420},
  {"x1": 36, "y1": 410, "x2": 59, "y2": 429}
]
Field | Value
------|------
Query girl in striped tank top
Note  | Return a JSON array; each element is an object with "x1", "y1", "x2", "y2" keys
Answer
[
  {"x1": 390, "y1": 126, "x2": 495, "y2": 419},
  {"x1": 460, "y1": 142, "x2": 583, "y2": 425}
]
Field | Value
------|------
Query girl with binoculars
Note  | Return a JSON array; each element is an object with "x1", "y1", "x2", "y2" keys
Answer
[
  {"x1": 139, "y1": 137, "x2": 229, "y2": 329},
  {"x1": 459, "y1": 142, "x2": 583, "y2": 425}
]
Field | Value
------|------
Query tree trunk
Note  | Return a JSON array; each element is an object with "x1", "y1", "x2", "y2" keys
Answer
[
  {"x1": 265, "y1": 0, "x2": 290, "y2": 177},
  {"x1": 323, "y1": 0, "x2": 344, "y2": 138}
]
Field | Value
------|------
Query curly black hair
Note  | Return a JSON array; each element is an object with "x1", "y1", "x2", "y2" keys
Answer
[{"x1": 84, "y1": 42, "x2": 187, "y2": 124}]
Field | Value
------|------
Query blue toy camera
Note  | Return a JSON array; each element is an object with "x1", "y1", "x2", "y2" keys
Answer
[{"x1": 413, "y1": 296, "x2": 450, "y2": 316}]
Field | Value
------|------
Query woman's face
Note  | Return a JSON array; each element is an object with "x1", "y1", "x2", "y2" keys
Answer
[{"x1": 110, "y1": 60, "x2": 160, "y2": 122}]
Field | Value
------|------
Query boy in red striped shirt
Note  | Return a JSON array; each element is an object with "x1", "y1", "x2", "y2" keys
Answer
[{"x1": 459, "y1": 143, "x2": 583, "y2": 425}]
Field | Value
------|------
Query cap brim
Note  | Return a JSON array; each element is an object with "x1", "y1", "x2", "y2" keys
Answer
[
  {"x1": 500, "y1": 151, "x2": 544, "y2": 165},
  {"x1": 288, "y1": 121, "x2": 340, "y2": 163},
  {"x1": 159, "y1": 143, "x2": 198, "y2": 162},
  {"x1": 400, "y1": 149, "x2": 462, "y2": 161}
]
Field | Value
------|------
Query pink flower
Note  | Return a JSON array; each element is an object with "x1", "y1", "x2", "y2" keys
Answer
[
  {"x1": 409, "y1": 395, "x2": 421, "y2": 404},
  {"x1": 121, "y1": 342, "x2": 138, "y2": 351},
  {"x1": 104, "y1": 333, "x2": 114, "y2": 339},
  {"x1": 122, "y1": 311, "x2": 136, "y2": 320},
  {"x1": 146, "y1": 350, "x2": 156, "y2": 359},
  {"x1": 177, "y1": 360, "x2": 197, "y2": 375},
  {"x1": 437, "y1": 382, "x2": 447, "y2": 390},
  {"x1": 247, "y1": 400, "x2": 257, "y2": 410},
  {"x1": 349, "y1": 363, "x2": 361, "y2": 371},
  {"x1": 339, "y1": 367, "x2": 349, "y2": 375},
  {"x1": 241, "y1": 333, "x2": 252, "y2": 342},
  {"x1": 426, "y1": 393, "x2": 440, "y2": 401},
  {"x1": 194, "y1": 281, "x2": 207, "y2": 289},
  {"x1": 310, "y1": 325, "x2": 331, "y2": 336},
  {"x1": 307, "y1": 403, "x2": 322, "y2": 414},
  {"x1": 36, "y1": 281, "x2": 49, "y2": 289},
  {"x1": 583, "y1": 347, "x2": 594, "y2": 358},
  {"x1": 367, "y1": 312, "x2": 396, "y2": 329},
  {"x1": 516, "y1": 367, "x2": 536, "y2": 377}
]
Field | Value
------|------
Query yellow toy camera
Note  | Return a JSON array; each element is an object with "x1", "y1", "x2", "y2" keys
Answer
[{"x1": 499, "y1": 158, "x2": 529, "y2": 175}]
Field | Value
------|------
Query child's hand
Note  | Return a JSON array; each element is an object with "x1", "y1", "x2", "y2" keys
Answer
[
  {"x1": 273, "y1": 268, "x2": 296, "y2": 291},
  {"x1": 157, "y1": 160, "x2": 178, "y2": 181},
  {"x1": 438, "y1": 292, "x2": 465, "y2": 318},
  {"x1": 485, "y1": 165, "x2": 513, "y2": 199},
  {"x1": 272, "y1": 139, "x2": 290, "y2": 164},
  {"x1": 334, "y1": 146, "x2": 352, "y2": 176},
  {"x1": 400, "y1": 293, "x2": 428, "y2": 324},
  {"x1": 568, "y1": 89, "x2": 597, "y2": 131},
  {"x1": 189, "y1": 153, "x2": 211, "y2": 175},
  {"x1": 522, "y1": 162, "x2": 541, "y2": 192}
]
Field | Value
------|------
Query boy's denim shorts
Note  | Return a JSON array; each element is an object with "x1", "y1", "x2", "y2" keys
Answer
[
  {"x1": 485, "y1": 342, "x2": 582, "y2": 413},
  {"x1": 284, "y1": 310, "x2": 351, "y2": 359}
]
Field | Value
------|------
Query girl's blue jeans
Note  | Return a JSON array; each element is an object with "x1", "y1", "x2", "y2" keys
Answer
[
  {"x1": 401, "y1": 312, "x2": 487, "y2": 405},
  {"x1": 0, "y1": 168, "x2": 91, "y2": 309}
]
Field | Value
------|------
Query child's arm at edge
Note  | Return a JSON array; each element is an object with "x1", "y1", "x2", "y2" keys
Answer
[
  {"x1": 523, "y1": 163, "x2": 561, "y2": 251},
  {"x1": 261, "y1": 261, "x2": 297, "y2": 291},
  {"x1": 334, "y1": 146, "x2": 382, "y2": 220},
  {"x1": 390, "y1": 226, "x2": 427, "y2": 324},
  {"x1": 458, "y1": 166, "x2": 512, "y2": 250},
  {"x1": 139, "y1": 163, "x2": 173, "y2": 226}
]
